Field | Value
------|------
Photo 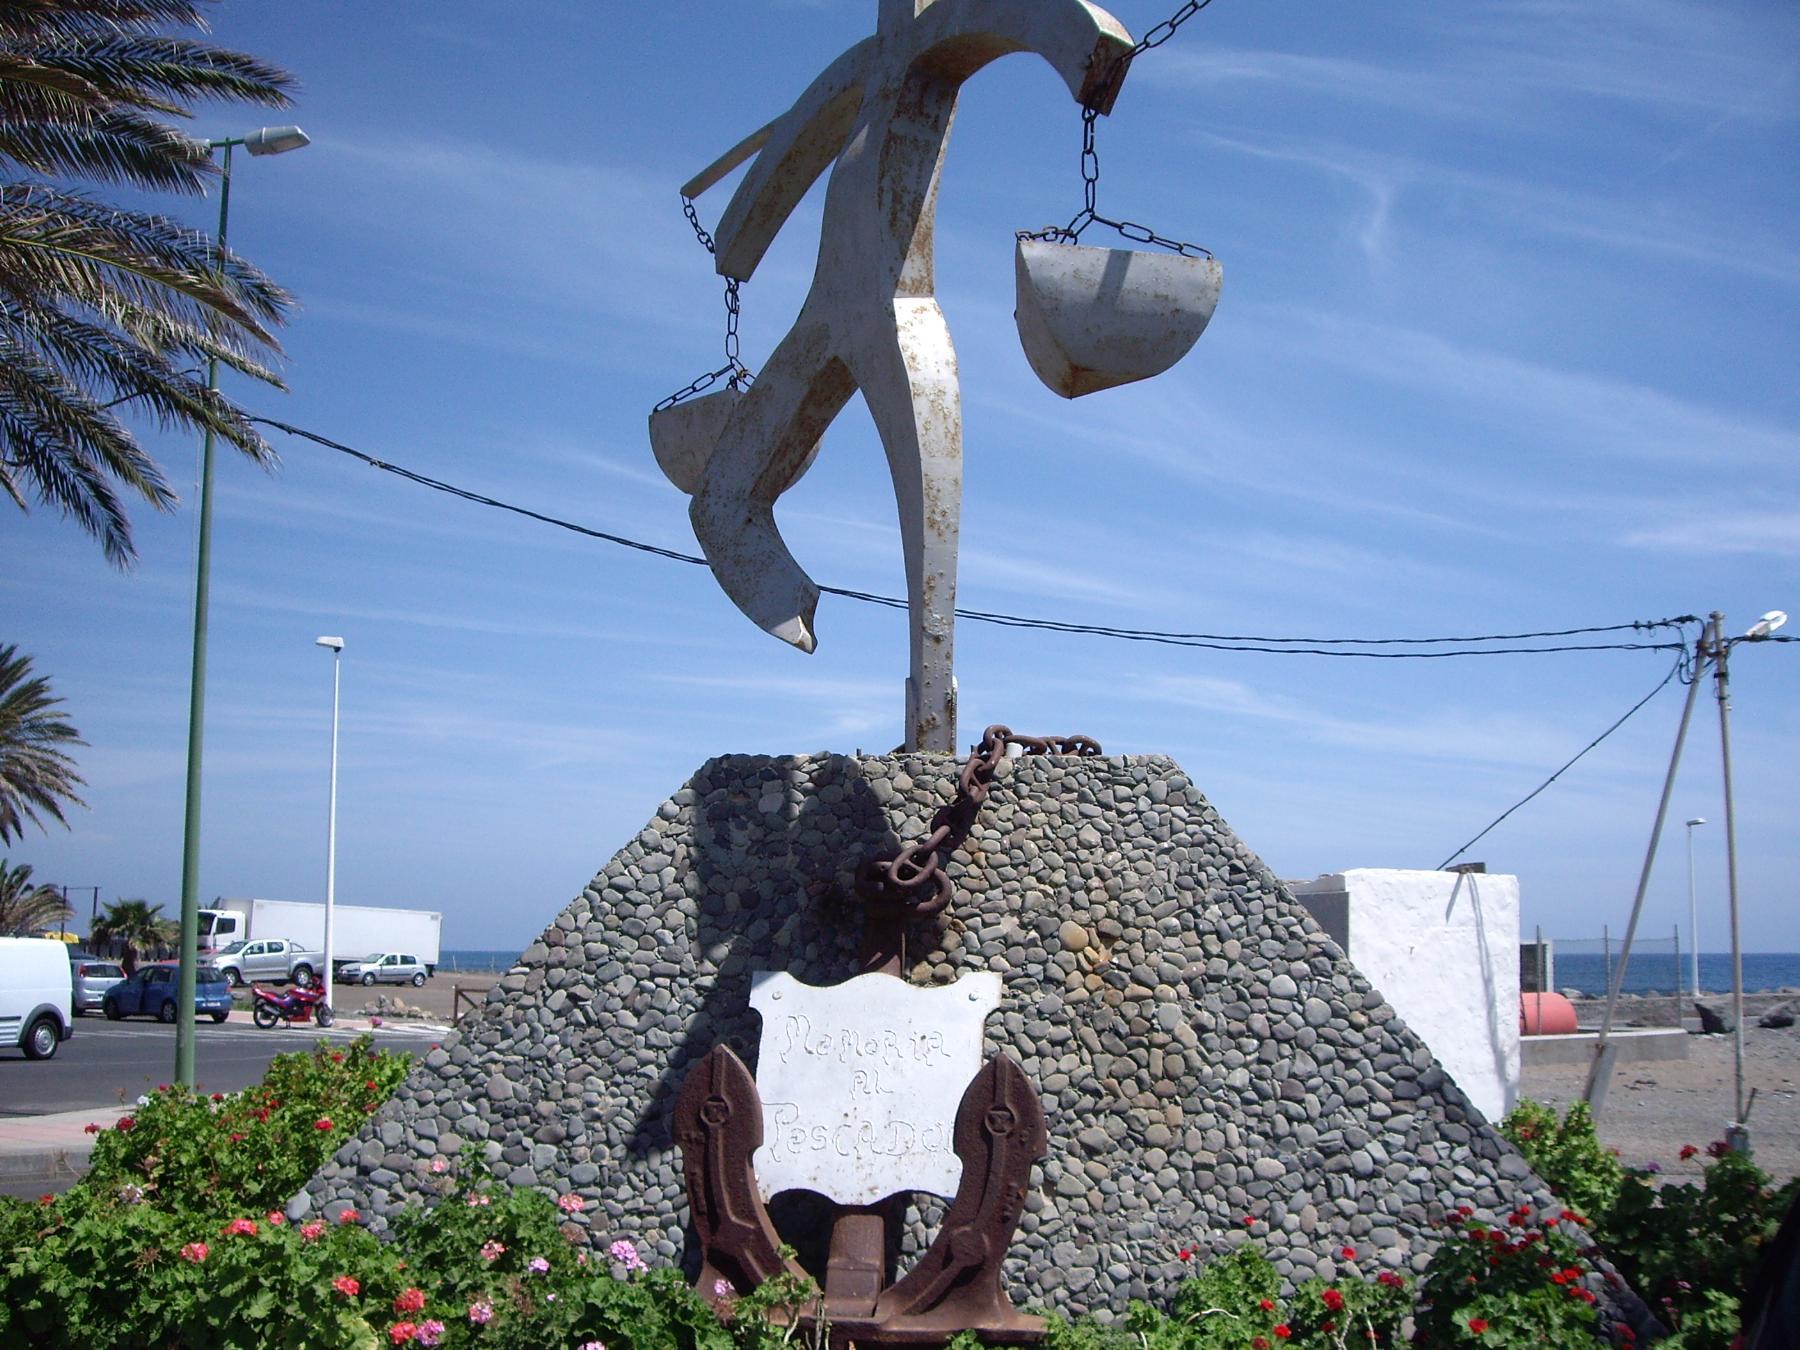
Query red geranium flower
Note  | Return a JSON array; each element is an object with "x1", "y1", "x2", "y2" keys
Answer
[
  {"x1": 1322, "y1": 1288, "x2": 1344, "y2": 1311},
  {"x1": 83, "y1": 1123, "x2": 100, "y2": 1134},
  {"x1": 394, "y1": 1287, "x2": 427, "y2": 1314},
  {"x1": 1340, "y1": 1246, "x2": 1355, "y2": 1260},
  {"x1": 1679, "y1": 1144, "x2": 1699, "y2": 1160},
  {"x1": 333, "y1": 1275, "x2": 361, "y2": 1297},
  {"x1": 1468, "y1": 1318, "x2": 1489, "y2": 1334},
  {"x1": 1273, "y1": 1326, "x2": 1291, "y2": 1340},
  {"x1": 116, "y1": 1116, "x2": 135, "y2": 1132},
  {"x1": 1260, "y1": 1298, "x2": 1275, "y2": 1311},
  {"x1": 1178, "y1": 1248, "x2": 1192, "y2": 1262},
  {"x1": 336, "y1": 1208, "x2": 360, "y2": 1224}
]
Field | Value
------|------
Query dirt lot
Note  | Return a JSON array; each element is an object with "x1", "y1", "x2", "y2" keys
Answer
[
  {"x1": 336, "y1": 970, "x2": 501, "y2": 1023},
  {"x1": 1519, "y1": 1020, "x2": 1800, "y2": 1187}
]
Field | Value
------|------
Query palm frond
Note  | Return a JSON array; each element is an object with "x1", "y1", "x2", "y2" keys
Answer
[
  {"x1": 0, "y1": 644, "x2": 87, "y2": 846},
  {"x1": 0, "y1": 109, "x2": 211, "y2": 191},
  {"x1": 0, "y1": 859, "x2": 74, "y2": 934},
  {"x1": 0, "y1": 0, "x2": 300, "y2": 564},
  {"x1": 0, "y1": 3, "x2": 215, "y2": 42}
]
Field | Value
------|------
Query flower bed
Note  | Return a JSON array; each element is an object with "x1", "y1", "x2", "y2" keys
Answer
[{"x1": 1, "y1": 1052, "x2": 1783, "y2": 1347}]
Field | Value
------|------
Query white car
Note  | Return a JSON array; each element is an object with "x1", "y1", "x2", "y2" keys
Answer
[
  {"x1": 339, "y1": 952, "x2": 429, "y2": 987},
  {"x1": 1, "y1": 936, "x2": 75, "y2": 1059}
]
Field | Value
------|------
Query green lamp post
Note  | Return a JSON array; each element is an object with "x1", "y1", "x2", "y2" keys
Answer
[{"x1": 174, "y1": 125, "x2": 310, "y2": 1088}]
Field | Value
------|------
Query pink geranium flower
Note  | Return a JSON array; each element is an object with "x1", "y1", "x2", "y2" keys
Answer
[
  {"x1": 300, "y1": 1220, "x2": 327, "y2": 1241},
  {"x1": 333, "y1": 1275, "x2": 361, "y2": 1297},
  {"x1": 609, "y1": 1238, "x2": 647, "y2": 1272},
  {"x1": 468, "y1": 1300, "x2": 494, "y2": 1325},
  {"x1": 179, "y1": 1242, "x2": 208, "y2": 1264},
  {"x1": 556, "y1": 1192, "x2": 584, "y2": 1213},
  {"x1": 416, "y1": 1321, "x2": 446, "y2": 1347},
  {"x1": 480, "y1": 1239, "x2": 505, "y2": 1262},
  {"x1": 393, "y1": 1287, "x2": 427, "y2": 1314},
  {"x1": 220, "y1": 1218, "x2": 258, "y2": 1237}
]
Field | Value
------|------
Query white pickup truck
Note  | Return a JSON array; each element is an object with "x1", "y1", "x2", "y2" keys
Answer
[{"x1": 212, "y1": 938, "x2": 324, "y2": 988}]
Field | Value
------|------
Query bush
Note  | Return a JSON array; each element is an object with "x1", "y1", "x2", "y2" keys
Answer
[
  {"x1": 1413, "y1": 1204, "x2": 1601, "y2": 1347},
  {"x1": 79, "y1": 1035, "x2": 411, "y2": 1219},
  {"x1": 1498, "y1": 1100, "x2": 1623, "y2": 1221},
  {"x1": 1501, "y1": 1098, "x2": 1800, "y2": 1348}
]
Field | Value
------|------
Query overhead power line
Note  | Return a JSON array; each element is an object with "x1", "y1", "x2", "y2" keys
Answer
[
  {"x1": 253, "y1": 414, "x2": 1700, "y2": 661},
  {"x1": 1436, "y1": 644, "x2": 1691, "y2": 870}
]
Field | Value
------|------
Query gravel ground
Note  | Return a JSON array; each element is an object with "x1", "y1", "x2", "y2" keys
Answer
[{"x1": 1519, "y1": 1023, "x2": 1800, "y2": 1186}]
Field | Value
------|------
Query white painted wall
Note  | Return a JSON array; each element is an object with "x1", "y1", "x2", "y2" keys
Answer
[{"x1": 1288, "y1": 869, "x2": 1520, "y2": 1123}]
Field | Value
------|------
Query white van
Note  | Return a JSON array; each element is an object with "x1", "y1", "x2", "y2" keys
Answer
[{"x1": 0, "y1": 936, "x2": 74, "y2": 1059}]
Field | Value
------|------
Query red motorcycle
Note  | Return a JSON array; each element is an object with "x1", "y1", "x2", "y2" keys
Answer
[{"x1": 251, "y1": 982, "x2": 334, "y2": 1029}]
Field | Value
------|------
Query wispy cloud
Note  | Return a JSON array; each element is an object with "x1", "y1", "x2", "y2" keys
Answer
[
  {"x1": 1264, "y1": 306, "x2": 1800, "y2": 470},
  {"x1": 1191, "y1": 127, "x2": 1800, "y2": 285},
  {"x1": 1622, "y1": 505, "x2": 1800, "y2": 558},
  {"x1": 1146, "y1": 3, "x2": 1799, "y2": 123}
]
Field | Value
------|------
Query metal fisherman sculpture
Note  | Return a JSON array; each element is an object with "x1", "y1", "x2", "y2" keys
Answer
[{"x1": 660, "y1": 0, "x2": 1136, "y2": 753}]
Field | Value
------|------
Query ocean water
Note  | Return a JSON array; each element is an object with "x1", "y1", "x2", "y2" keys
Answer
[
  {"x1": 1535, "y1": 951, "x2": 1800, "y2": 998},
  {"x1": 438, "y1": 949, "x2": 524, "y2": 974}
]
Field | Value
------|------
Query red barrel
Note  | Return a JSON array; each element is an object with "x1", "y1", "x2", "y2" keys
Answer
[{"x1": 1520, "y1": 992, "x2": 1578, "y2": 1035}]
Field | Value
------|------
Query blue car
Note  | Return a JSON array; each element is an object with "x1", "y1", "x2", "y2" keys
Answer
[{"x1": 101, "y1": 962, "x2": 233, "y2": 1024}]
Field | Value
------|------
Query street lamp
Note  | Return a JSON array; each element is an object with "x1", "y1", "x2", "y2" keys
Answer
[
  {"x1": 1684, "y1": 817, "x2": 1706, "y2": 998},
  {"x1": 316, "y1": 637, "x2": 344, "y2": 1016},
  {"x1": 173, "y1": 125, "x2": 310, "y2": 1088}
]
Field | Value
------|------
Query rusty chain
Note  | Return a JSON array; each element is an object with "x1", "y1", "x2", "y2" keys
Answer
[
  {"x1": 656, "y1": 195, "x2": 755, "y2": 412},
  {"x1": 1019, "y1": 0, "x2": 1219, "y2": 258},
  {"x1": 855, "y1": 726, "x2": 1102, "y2": 920}
]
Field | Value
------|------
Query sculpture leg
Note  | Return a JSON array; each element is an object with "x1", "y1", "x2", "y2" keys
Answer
[
  {"x1": 847, "y1": 298, "x2": 961, "y2": 753},
  {"x1": 689, "y1": 317, "x2": 856, "y2": 653}
]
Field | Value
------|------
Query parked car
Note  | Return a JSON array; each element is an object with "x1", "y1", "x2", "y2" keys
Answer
[
  {"x1": 338, "y1": 952, "x2": 429, "y2": 986},
  {"x1": 212, "y1": 937, "x2": 324, "y2": 987},
  {"x1": 1, "y1": 936, "x2": 75, "y2": 1059},
  {"x1": 71, "y1": 959, "x2": 125, "y2": 1014},
  {"x1": 102, "y1": 962, "x2": 233, "y2": 1023}
]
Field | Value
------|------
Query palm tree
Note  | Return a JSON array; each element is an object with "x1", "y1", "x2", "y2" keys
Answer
[
  {"x1": 0, "y1": 643, "x2": 86, "y2": 844},
  {"x1": 0, "y1": 0, "x2": 297, "y2": 565},
  {"x1": 0, "y1": 857, "x2": 72, "y2": 935},
  {"x1": 92, "y1": 895, "x2": 174, "y2": 972}
]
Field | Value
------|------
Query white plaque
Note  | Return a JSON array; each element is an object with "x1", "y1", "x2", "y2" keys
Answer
[{"x1": 748, "y1": 970, "x2": 1001, "y2": 1206}]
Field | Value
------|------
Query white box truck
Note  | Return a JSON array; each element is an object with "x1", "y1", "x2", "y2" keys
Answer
[{"x1": 198, "y1": 898, "x2": 442, "y2": 972}]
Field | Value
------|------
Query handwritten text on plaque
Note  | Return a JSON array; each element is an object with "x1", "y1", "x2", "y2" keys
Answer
[{"x1": 748, "y1": 970, "x2": 1001, "y2": 1205}]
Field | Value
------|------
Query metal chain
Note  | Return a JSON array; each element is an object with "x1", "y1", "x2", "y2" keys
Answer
[
  {"x1": 855, "y1": 725, "x2": 1102, "y2": 920},
  {"x1": 657, "y1": 195, "x2": 755, "y2": 411},
  {"x1": 1018, "y1": 0, "x2": 1219, "y2": 259}
]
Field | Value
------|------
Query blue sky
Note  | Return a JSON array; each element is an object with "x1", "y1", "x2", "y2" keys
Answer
[{"x1": 8, "y1": 1, "x2": 1797, "y2": 955}]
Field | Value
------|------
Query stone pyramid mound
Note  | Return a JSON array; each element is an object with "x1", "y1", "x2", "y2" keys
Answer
[{"x1": 305, "y1": 752, "x2": 1556, "y2": 1317}]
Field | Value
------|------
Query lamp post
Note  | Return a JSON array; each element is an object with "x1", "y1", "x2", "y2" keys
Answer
[
  {"x1": 1713, "y1": 608, "x2": 1786, "y2": 1149},
  {"x1": 1685, "y1": 817, "x2": 1706, "y2": 998},
  {"x1": 316, "y1": 637, "x2": 344, "y2": 1015},
  {"x1": 173, "y1": 125, "x2": 310, "y2": 1088}
]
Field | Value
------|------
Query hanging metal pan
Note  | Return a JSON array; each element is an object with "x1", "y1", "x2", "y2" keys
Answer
[
  {"x1": 1014, "y1": 238, "x2": 1222, "y2": 399},
  {"x1": 649, "y1": 387, "x2": 742, "y2": 494}
]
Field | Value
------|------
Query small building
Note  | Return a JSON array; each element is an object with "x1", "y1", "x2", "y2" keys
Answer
[{"x1": 1287, "y1": 868, "x2": 1520, "y2": 1123}]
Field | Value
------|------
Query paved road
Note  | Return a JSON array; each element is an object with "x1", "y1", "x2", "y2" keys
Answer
[{"x1": 0, "y1": 1014, "x2": 443, "y2": 1118}]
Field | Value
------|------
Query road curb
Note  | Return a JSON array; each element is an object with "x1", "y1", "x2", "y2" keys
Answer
[{"x1": 0, "y1": 1144, "x2": 95, "y2": 1184}]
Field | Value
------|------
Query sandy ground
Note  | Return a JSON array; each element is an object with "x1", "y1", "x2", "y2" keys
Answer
[
  {"x1": 335, "y1": 970, "x2": 501, "y2": 1022},
  {"x1": 1519, "y1": 1021, "x2": 1800, "y2": 1187}
]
